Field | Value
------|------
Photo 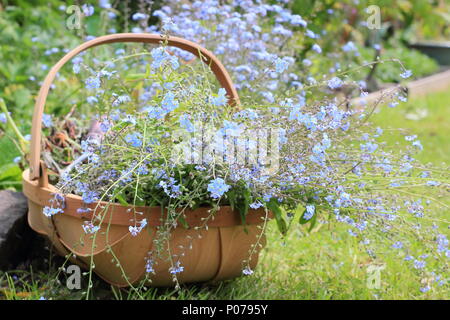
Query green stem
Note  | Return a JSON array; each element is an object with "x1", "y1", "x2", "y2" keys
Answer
[{"x1": 0, "y1": 98, "x2": 29, "y2": 153}]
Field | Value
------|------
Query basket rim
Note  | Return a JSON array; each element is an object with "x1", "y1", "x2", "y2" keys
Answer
[{"x1": 22, "y1": 169, "x2": 272, "y2": 228}]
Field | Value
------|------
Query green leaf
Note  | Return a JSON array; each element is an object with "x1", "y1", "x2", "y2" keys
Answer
[
  {"x1": 299, "y1": 205, "x2": 318, "y2": 233},
  {"x1": 115, "y1": 193, "x2": 129, "y2": 206},
  {"x1": 227, "y1": 189, "x2": 236, "y2": 211},
  {"x1": 86, "y1": 15, "x2": 101, "y2": 36},
  {"x1": 307, "y1": 212, "x2": 318, "y2": 233},
  {"x1": 299, "y1": 208, "x2": 309, "y2": 225},
  {"x1": 177, "y1": 215, "x2": 189, "y2": 229},
  {"x1": 0, "y1": 163, "x2": 22, "y2": 181},
  {"x1": 237, "y1": 187, "x2": 251, "y2": 225},
  {"x1": 0, "y1": 163, "x2": 22, "y2": 190},
  {"x1": 267, "y1": 198, "x2": 287, "y2": 235}
]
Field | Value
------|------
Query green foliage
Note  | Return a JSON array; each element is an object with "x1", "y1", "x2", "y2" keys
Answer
[
  {"x1": 227, "y1": 181, "x2": 253, "y2": 225},
  {"x1": 266, "y1": 198, "x2": 287, "y2": 235},
  {"x1": 289, "y1": 0, "x2": 444, "y2": 87},
  {"x1": 0, "y1": 135, "x2": 20, "y2": 166},
  {"x1": 0, "y1": 163, "x2": 22, "y2": 189},
  {"x1": 291, "y1": 0, "x2": 450, "y2": 43},
  {"x1": 0, "y1": 3, "x2": 79, "y2": 117},
  {"x1": 299, "y1": 206, "x2": 318, "y2": 233}
]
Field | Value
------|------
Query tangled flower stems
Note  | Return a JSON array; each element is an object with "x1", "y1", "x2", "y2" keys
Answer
[
  {"x1": 242, "y1": 208, "x2": 271, "y2": 277},
  {"x1": 69, "y1": 148, "x2": 159, "y2": 298},
  {"x1": 44, "y1": 30, "x2": 449, "y2": 295}
]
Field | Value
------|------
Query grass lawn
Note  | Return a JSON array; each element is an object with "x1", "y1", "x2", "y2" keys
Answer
[
  {"x1": 371, "y1": 91, "x2": 450, "y2": 166},
  {"x1": 0, "y1": 90, "x2": 449, "y2": 300}
]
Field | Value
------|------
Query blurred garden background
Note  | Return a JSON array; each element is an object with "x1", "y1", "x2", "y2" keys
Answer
[{"x1": 0, "y1": 0, "x2": 449, "y2": 299}]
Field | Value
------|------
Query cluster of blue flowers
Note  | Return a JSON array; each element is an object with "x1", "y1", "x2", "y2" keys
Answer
[
  {"x1": 159, "y1": 177, "x2": 182, "y2": 198},
  {"x1": 207, "y1": 178, "x2": 231, "y2": 199},
  {"x1": 125, "y1": 132, "x2": 143, "y2": 148}
]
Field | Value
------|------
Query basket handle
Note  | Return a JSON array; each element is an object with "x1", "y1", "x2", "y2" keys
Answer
[{"x1": 29, "y1": 33, "x2": 240, "y2": 180}]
